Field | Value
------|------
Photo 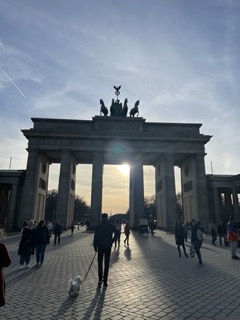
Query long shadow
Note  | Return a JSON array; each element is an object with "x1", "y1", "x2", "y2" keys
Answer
[
  {"x1": 52, "y1": 296, "x2": 78, "y2": 320},
  {"x1": 79, "y1": 286, "x2": 106, "y2": 320},
  {"x1": 5, "y1": 266, "x2": 38, "y2": 285},
  {"x1": 124, "y1": 246, "x2": 132, "y2": 260},
  {"x1": 130, "y1": 230, "x2": 240, "y2": 318}
]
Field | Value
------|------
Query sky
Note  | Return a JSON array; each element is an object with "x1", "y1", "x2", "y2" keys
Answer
[{"x1": 0, "y1": 0, "x2": 240, "y2": 214}]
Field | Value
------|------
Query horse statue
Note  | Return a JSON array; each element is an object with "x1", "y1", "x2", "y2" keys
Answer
[
  {"x1": 130, "y1": 100, "x2": 140, "y2": 117},
  {"x1": 122, "y1": 98, "x2": 128, "y2": 117},
  {"x1": 100, "y1": 99, "x2": 108, "y2": 116}
]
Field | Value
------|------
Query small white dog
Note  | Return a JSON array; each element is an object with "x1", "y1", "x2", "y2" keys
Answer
[{"x1": 68, "y1": 275, "x2": 82, "y2": 297}]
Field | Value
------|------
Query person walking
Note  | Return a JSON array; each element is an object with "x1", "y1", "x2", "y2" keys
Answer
[
  {"x1": 124, "y1": 221, "x2": 130, "y2": 246},
  {"x1": 217, "y1": 221, "x2": 227, "y2": 246},
  {"x1": 94, "y1": 213, "x2": 116, "y2": 287},
  {"x1": 0, "y1": 230, "x2": 11, "y2": 307},
  {"x1": 175, "y1": 220, "x2": 188, "y2": 257},
  {"x1": 227, "y1": 216, "x2": 239, "y2": 260},
  {"x1": 191, "y1": 219, "x2": 203, "y2": 266},
  {"x1": 183, "y1": 221, "x2": 189, "y2": 242},
  {"x1": 18, "y1": 220, "x2": 36, "y2": 269},
  {"x1": 114, "y1": 220, "x2": 121, "y2": 246},
  {"x1": 53, "y1": 222, "x2": 62, "y2": 245},
  {"x1": 34, "y1": 220, "x2": 50, "y2": 266},
  {"x1": 209, "y1": 220, "x2": 217, "y2": 246},
  {"x1": 70, "y1": 221, "x2": 75, "y2": 235}
]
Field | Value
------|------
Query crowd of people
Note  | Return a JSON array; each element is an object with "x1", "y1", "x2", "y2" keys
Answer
[
  {"x1": 17, "y1": 220, "x2": 64, "y2": 270},
  {"x1": 174, "y1": 216, "x2": 240, "y2": 266},
  {"x1": 1, "y1": 214, "x2": 240, "y2": 306}
]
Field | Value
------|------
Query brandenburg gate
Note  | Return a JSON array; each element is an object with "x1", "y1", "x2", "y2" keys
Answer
[{"x1": 19, "y1": 88, "x2": 211, "y2": 229}]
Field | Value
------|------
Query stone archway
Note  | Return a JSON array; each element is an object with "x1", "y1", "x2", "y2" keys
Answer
[{"x1": 19, "y1": 116, "x2": 211, "y2": 229}]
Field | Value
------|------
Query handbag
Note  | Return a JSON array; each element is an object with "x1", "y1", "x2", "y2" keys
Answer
[{"x1": 190, "y1": 244, "x2": 195, "y2": 258}]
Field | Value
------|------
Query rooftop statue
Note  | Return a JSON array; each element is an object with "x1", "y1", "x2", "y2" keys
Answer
[
  {"x1": 100, "y1": 99, "x2": 108, "y2": 116},
  {"x1": 130, "y1": 100, "x2": 140, "y2": 117},
  {"x1": 99, "y1": 86, "x2": 139, "y2": 117}
]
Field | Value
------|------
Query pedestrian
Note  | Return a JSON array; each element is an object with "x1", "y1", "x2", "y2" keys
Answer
[
  {"x1": 94, "y1": 213, "x2": 116, "y2": 287},
  {"x1": 18, "y1": 220, "x2": 35, "y2": 269},
  {"x1": 227, "y1": 216, "x2": 239, "y2": 260},
  {"x1": 149, "y1": 219, "x2": 155, "y2": 235},
  {"x1": 183, "y1": 221, "x2": 189, "y2": 242},
  {"x1": 114, "y1": 219, "x2": 121, "y2": 246},
  {"x1": 47, "y1": 221, "x2": 53, "y2": 238},
  {"x1": 0, "y1": 230, "x2": 11, "y2": 307},
  {"x1": 124, "y1": 221, "x2": 130, "y2": 246},
  {"x1": 204, "y1": 221, "x2": 210, "y2": 237},
  {"x1": 70, "y1": 221, "x2": 75, "y2": 235},
  {"x1": 53, "y1": 221, "x2": 62, "y2": 245},
  {"x1": 175, "y1": 220, "x2": 188, "y2": 257},
  {"x1": 209, "y1": 220, "x2": 217, "y2": 246},
  {"x1": 191, "y1": 219, "x2": 203, "y2": 266},
  {"x1": 34, "y1": 220, "x2": 50, "y2": 266},
  {"x1": 217, "y1": 221, "x2": 227, "y2": 246}
]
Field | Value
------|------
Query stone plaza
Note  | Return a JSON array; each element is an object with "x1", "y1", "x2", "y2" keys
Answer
[{"x1": 1, "y1": 227, "x2": 240, "y2": 320}]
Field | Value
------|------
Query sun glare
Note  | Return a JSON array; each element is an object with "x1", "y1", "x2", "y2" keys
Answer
[{"x1": 118, "y1": 163, "x2": 130, "y2": 176}]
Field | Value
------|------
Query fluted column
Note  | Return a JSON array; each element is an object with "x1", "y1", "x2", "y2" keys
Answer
[
  {"x1": 164, "y1": 153, "x2": 177, "y2": 229},
  {"x1": 90, "y1": 152, "x2": 104, "y2": 226},
  {"x1": 232, "y1": 188, "x2": 240, "y2": 220},
  {"x1": 129, "y1": 154, "x2": 144, "y2": 228},
  {"x1": 5, "y1": 184, "x2": 18, "y2": 230},
  {"x1": 195, "y1": 154, "x2": 210, "y2": 222},
  {"x1": 56, "y1": 151, "x2": 76, "y2": 227},
  {"x1": 19, "y1": 150, "x2": 40, "y2": 227}
]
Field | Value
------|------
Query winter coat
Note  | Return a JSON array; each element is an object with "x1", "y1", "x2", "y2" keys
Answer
[
  {"x1": 35, "y1": 226, "x2": 50, "y2": 245},
  {"x1": 0, "y1": 243, "x2": 11, "y2": 307},
  {"x1": 94, "y1": 221, "x2": 116, "y2": 251},
  {"x1": 18, "y1": 227, "x2": 35, "y2": 256}
]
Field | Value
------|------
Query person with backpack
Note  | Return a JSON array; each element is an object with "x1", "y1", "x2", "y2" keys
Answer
[{"x1": 191, "y1": 219, "x2": 203, "y2": 266}]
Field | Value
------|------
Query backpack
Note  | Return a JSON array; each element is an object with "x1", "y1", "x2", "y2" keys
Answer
[{"x1": 197, "y1": 229, "x2": 203, "y2": 241}]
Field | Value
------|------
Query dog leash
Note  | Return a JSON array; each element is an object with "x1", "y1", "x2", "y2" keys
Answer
[{"x1": 82, "y1": 251, "x2": 97, "y2": 283}]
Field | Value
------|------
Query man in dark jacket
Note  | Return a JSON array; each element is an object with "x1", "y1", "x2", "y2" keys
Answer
[
  {"x1": 94, "y1": 213, "x2": 116, "y2": 287},
  {"x1": 191, "y1": 219, "x2": 203, "y2": 265}
]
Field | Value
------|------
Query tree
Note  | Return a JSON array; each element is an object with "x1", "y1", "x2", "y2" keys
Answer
[
  {"x1": 144, "y1": 195, "x2": 156, "y2": 221},
  {"x1": 74, "y1": 195, "x2": 90, "y2": 222},
  {"x1": 45, "y1": 190, "x2": 90, "y2": 222},
  {"x1": 45, "y1": 189, "x2": 58, "y2": 221}
]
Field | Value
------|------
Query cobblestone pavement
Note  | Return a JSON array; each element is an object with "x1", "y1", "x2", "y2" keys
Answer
[{"x1": 1, "y1": 227, "x2": 240, "y2": 320}]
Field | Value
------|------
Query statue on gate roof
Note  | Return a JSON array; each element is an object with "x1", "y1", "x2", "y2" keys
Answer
[{"x1": 99, "y1": 85, "x2": 140, "y2": 117}]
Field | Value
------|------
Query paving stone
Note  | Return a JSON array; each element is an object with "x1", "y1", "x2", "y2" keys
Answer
[{"x1": 1, "y1": 228, "x2": 240, "y2": 319}]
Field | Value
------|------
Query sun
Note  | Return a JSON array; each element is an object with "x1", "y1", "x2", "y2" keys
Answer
[{"x1": 118, "y1": 163, "x2": 130, "y2": 176}]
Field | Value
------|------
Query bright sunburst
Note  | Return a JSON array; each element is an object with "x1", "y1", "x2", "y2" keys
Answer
[{"x1": 118, "y1": 163, "x2": 130, "y2": 176}]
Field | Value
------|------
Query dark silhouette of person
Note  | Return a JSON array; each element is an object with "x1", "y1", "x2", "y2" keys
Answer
[
  {"x1": 175, "y1": 220, "x2": 188, "y2": 257},
  {"x1": 53, "y1": 222, "x2": 62, "y2": 245},
  {"x1": 191, "y1": 219, "x2": 203, "y2": 265},
  {"x1": 0, "y1": 239, "x2": 11, "y2": 307},
  {"x1": 94, "y1": 213, "x2": 116, "y2": 287}
]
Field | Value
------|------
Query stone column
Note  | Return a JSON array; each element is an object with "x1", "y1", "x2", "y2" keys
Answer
[
  {"x1": 56, "y1": 151, "x2": 76, "y2": 228},
  {"x1": 90, "y1": 152, "x2": 103, "y2": 227},
  {"x1": 225, "y1": 191, "x2": 233, "y2": 217},
  {"x1": 19, "y1": 150, "x2": 40, "y2": 227},
  {"x1": 212, "y1": 187, "x2": 221, "y2": 222},
  {"x1": 5, "y1": 184, "x2": 18, "y2": 231},
  {"x1": 129, "y1": 154, "x2": 144, "y2": 228},
  {"x1": 195, "y1": 154, "x2": 210, "y2": 222},
  {"x1": 232, "y1": 188, "x2": 240, "y2": 220},
  {"x1": 164, "y1": 153, "x2": 177, "y2": 230}
]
